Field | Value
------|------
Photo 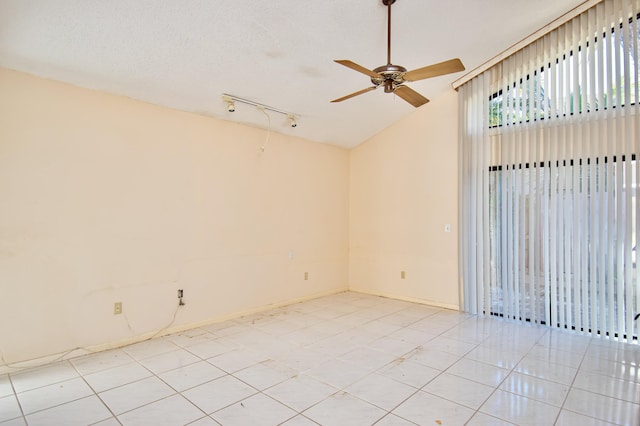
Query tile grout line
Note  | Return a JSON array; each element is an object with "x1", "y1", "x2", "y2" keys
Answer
[
  {"x1": 551, "y1": 333, "x2": 593, "y2": 425},
  {"x1": 7, "y1": 372, "x2": 27, "y2": 425}
]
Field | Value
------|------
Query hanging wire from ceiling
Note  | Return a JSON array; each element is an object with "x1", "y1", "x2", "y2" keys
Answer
[{"x1": 257, "y1": 106, "x2": 271, "y2": 152}]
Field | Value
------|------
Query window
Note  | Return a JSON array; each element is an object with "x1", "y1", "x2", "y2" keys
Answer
[{"x1": 489, "y1": 12, "x2": 640, "y2": 128}]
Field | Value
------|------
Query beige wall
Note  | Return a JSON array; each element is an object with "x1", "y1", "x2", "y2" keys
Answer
[
  {"x1": 0, "y1": 69, "x2": 349, "y2": 365},
  {"x1": 0, "y1": 68, "x2": 461, "y2": 367},
  {"x1": 349, "y1": 90, "x2": 460, "y2": 309}
]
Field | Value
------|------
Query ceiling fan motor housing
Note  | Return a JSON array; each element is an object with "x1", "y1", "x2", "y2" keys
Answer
[{"x1": 372, "y1": 64, "x2": 407, "y2": 92}]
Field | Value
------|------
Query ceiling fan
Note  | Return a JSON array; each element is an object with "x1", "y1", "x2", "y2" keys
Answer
[{"x1": 331, "y1": 0, "x2": 465, "y2": 107}]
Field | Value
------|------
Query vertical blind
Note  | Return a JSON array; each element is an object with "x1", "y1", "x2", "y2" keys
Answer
[{"x1": 459, "y1": 0, "x2": 640, "y2": 340}]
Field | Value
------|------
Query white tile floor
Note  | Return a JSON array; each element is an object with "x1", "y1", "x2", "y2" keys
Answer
[{"x1": 1, "y1": 291, "x2": 639, "y2": 425}]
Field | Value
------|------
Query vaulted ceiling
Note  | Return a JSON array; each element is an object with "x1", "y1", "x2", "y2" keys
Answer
[{"x1": 0, "y1": 0, "x2": 586, "y2": 148}]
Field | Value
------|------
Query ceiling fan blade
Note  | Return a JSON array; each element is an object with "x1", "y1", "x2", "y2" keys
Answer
[
  {"x1": 331, "y1": 86, "x2": 377, "y2": 103},
  {"x1": 334, "y1": 60, "x2": 380, "y2": 79},
  {"x1": 394, "y1": 85, "x2": 429, "y2": 107},
  {"x1": 403, "y1": 58, "x2": 465, "y2": 82}
]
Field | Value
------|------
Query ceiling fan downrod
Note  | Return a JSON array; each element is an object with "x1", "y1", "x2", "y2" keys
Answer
[
  {"x1": 376, "y1": 0, "x2": 402, "y2": 92},
  {"x1": 382, "y1": 0, "x2": 396, "y2": 66}
]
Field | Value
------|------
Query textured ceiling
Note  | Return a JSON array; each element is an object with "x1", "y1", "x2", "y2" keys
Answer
[{"x1": 0, "y1": 0, "x2": 586, "y2": 148}]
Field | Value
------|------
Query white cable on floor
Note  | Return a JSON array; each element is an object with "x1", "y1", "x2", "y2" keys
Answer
[
  {"x1": 0, "y1": 299, "x2": 182, "y2": 372},
  {"x1": 0, "y1": 346, "x2": 91, "y2": 371},
  {"x1": 147, "y1": 301, "x2": 181, "y2": 340}
]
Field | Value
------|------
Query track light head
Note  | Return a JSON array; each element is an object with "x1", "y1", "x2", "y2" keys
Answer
[
  {"x1": 288, "y1": 114, "x2": 297, "y2": 128},
  {"x1": 222, "y1": 95, "x2": 235, "y2": 112}
]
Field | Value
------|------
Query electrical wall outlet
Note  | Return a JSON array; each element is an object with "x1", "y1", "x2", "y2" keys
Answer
[
  {"x1": 113, "y1": 302, "x2": 122, "y2": 315},
  {"x1": 401, "y1": 271, "x2": 406, "y2": 279},
  {"x1": 304, "y1": 272, "x2": 308, "y2": 280}
]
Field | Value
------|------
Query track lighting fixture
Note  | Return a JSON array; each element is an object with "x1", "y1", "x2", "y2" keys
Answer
[{"x1": 221, "y1": 94, "x2": 298, "y2": 128}]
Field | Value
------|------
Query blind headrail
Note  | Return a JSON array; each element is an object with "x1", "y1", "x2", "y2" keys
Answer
[{"x1": 451, "y1": 0, "x2": 603, "y2": 90}]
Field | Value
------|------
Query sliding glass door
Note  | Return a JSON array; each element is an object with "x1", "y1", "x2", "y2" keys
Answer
[
  {"x1": 459, "y1": 0, "x2": 640, "y2": 342},
  {"x1": 487, "y1": 157, "x2": 637, "y2": 339}
]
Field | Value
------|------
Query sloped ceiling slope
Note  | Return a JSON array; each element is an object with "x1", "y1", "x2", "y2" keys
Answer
[{"x1": 0, "y1": 0, "x2": 585, "y2": 148}]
